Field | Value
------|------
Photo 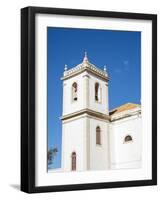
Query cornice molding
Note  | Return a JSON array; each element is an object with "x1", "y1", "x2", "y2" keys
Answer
[
  {"x1": 61, "y1": 67, "x2": 109, "y2": 82},
  {"x1": 110, "y1": 110, "x2": 141, "y2": 122},
  {"x1": 61, "y1": 108, "x2": 110, "y2": 121}
]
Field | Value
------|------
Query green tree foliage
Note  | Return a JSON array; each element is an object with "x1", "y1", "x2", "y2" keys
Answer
[{"x1": 47, "y1": 146, "x2": 58, "y2": 165}]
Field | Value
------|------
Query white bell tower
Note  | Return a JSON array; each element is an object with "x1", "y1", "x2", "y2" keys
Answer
[{"x1": 61, "y1": 53, "x2": 110, "y2": 171}]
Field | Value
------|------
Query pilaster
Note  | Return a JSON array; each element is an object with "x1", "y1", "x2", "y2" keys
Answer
[{"x1": 83, "y1": 74, "x2": 90, "y2": 109}]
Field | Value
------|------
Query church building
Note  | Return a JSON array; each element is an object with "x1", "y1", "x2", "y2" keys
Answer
[{"x1": 60, "y1": 53, "x2": 142, "y2": 171}]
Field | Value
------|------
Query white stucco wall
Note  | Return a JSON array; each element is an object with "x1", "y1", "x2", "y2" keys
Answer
[
  {"x1": 62, "y1": 115, "x2": 110, "y2": 171},
  {"x1": 61, "y1": 68, "x2": 142, "y2": 172},
  {"x1": 62, "y1": 71, "x2": 87, "y2": 116},
  {"x1": 88, "y1": 75, "x2": 109, "y2": 114},
  {"x1": 109, "y1": 115, "x2": 142, "y2": 169},
  {"x1": 62, "y1": 71, "x2": 109, "y2": 116},
  {"x1": 61, "y1": 116, "x2": 88, "y2": 171},
  {"x1": 89, "y1": 117, "x2": 109, "y2": 170}
]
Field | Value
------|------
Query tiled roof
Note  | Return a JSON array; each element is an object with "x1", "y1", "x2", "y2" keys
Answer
[{"x1": 109, "y1": 103, "x2": 140, "y2": 116}]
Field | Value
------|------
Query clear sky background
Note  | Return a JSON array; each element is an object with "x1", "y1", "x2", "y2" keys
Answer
[{"x1": 47, "y1": 27, "x2": 141, "y2": 169}]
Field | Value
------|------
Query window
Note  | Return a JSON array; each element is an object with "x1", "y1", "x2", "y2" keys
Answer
[
  {"x1": 124, "y1": 135, "x2": 133, "y2": 143},
  {"x1": 95, "y1": 82, "x2": 101, "y2": 102},
  {"x1": 72, "y1": 82, "x2": 78, "y2": 101},
  {"x1": 96, "y1": 126, "x2": 101, "y2": 145},
  {"x1": 71, "y1": 152, "x2": 76, "y2": 171}
]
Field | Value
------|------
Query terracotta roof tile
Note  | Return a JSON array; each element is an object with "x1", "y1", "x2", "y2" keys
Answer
[{"x1": 109, "y1": 103, "x2": 140, "y2": 116}]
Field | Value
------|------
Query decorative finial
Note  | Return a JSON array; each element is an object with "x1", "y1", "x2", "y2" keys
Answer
[
  {"x1": 83, "y1": 51, "x2": 88, "y2": 62},
  {"x1": 64, "y1": 64, "x2": 68, "y2": 71},
  {"x1": 104, "y1": 65, "x2": 107, "y2": 72}
]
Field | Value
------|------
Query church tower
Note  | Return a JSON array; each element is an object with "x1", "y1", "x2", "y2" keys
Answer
[{"x1": 61, "y1": 53, "x2": 110, "y2": 171}]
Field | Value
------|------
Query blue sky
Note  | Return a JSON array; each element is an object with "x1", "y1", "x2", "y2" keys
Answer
[{"x1": 47, "y1": 27, "x2": 141, "y2": 169}]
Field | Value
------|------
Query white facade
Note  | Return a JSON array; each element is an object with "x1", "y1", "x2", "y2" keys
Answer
[
  {"x1": 60, "y1": 53, "x2": 142, "y2": 172},
  {"x1": 110, "y1": 112, "x2": 142, "y2": 169}
]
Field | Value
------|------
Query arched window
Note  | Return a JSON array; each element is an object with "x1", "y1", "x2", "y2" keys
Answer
[
  {"x1": 95, "y1": 82, "x2": 101, "y2": 102},
  {"x1": 96, "y1": 126, "x2": 101, "y2": 145},
  {"x1": 124, "y1": 135, "x2": 133, "y2": 143},
  {"x1": 72, "y1": 82, "x2": 78, "y2": 101},
  {"x1": 71, "y1": 152, "x2": 76, "y2": 171}
]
